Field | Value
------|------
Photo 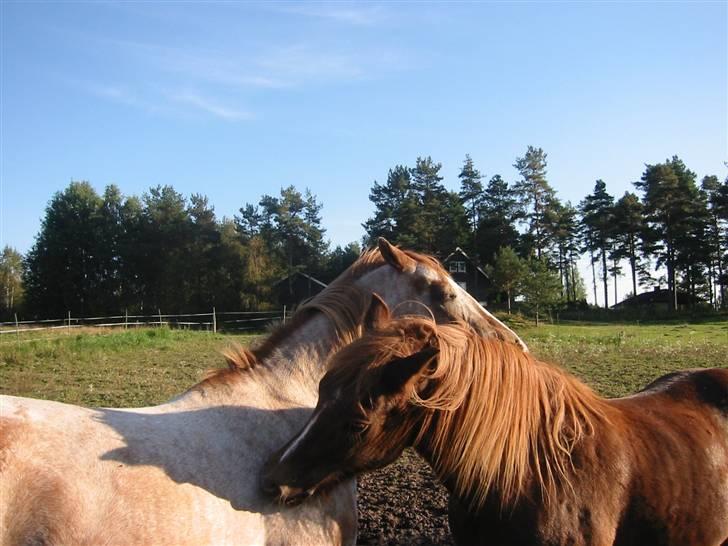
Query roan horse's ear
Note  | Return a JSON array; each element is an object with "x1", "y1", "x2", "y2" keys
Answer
[
  {"x1": 364, "y1": 293, "x2": 391, "y2": 331},
  {"x1": 378, "y1": 238, "x2": 417, "y2": 273},
  {"x1": 380, "y1": 346, "x2": 439, "y2": 394}
]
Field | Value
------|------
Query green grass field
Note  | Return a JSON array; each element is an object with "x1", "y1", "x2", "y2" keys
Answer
[{"x1": 0, "y1": 321, "x2": 726, "y2": 407}]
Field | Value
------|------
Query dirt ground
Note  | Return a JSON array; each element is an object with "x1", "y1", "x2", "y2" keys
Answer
[{"x1": 356, "y1": 449, "x2": 454, "y2": 545}]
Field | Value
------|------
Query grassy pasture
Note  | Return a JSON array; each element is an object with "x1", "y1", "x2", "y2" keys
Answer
[
  {"x1": 0, "y1": 321, "x2": 726, "y2": 407},
  {"x1": 0, "y1": 328, "x2": 258, "y2": 407}
]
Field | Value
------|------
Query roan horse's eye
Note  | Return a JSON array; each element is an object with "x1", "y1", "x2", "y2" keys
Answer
[{"x1": 430, "y1": 282, "x2": 456, "y2": 303}]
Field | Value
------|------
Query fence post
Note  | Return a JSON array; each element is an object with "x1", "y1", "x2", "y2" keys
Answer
[
  {"x1": 283, "y1": 305, "x2": 287, "y2": 324},
  {"x1": 67, "y1": 311, "x2": 71, "y2": 335},
  {"x1": 125, "y1": 309, "x2": 128, "y2": 330},
  {"x1": 14, "y1": 313, "x2": 19, "y2": 340},
  {"x1": 158, "y1": 309, "x2": 163, "y2": 327},
  {"x1": 212, "y1": 306, "x2": 217, "y2": 334}
]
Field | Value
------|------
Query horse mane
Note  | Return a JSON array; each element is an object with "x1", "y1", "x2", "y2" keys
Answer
[
  {"x1": 203, "y1": 246, "x2": 449, "y2": 385},
  {"x1": 336, "y1": 316, "x2": 608, "y2": 510},
  {"x1": 423, "y1": 319, "x2": 608, "y2": 509}
]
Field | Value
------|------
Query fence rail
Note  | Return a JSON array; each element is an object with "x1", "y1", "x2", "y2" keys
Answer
[{"x1": 0, "y1": 307, "x2": 286, "y2": 341}]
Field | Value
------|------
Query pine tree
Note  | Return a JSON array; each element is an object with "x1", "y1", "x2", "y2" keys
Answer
[
  {"x1": 548, "y1": 200, "x2": 580, "y2": 301},
  {"x1": 257, "y1": 186, "x2": 328, "y2": 277},
  {"x1": 410, "y1": 156, "x2": 448, "y2": 253},
  {"x1": 476, "y1": 175, "x2": 521, "y2": 264},
  {"x1": 23, "y1": 181, "x2": 105, "y2": 317},
  {"x1": 362, "y1": 165, "x2": 417, "y2": 246},
  {"x1": 513, "y1": 146, "x2": 557, "y2": 260},
  {"x1": 458, "y1": 154, "x2": 483, "y2": 252},
  {"x1": 611, "y1": 192, "x2": 649, "y2": 300},
  {"x1": 635, "y1": 157, "x2": 705, "y2": 311},
  {"x1": 579, "y1": 180, "x2": 614, "y2": 308}
]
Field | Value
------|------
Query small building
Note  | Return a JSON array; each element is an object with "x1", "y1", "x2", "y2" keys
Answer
[
  {"x1": 273, "y1": 272, "x2": 328, "y2": 309},
  {"x1": 611, "y1": 287, "x2": 703, "y2": 311},
  {"x1": 442, "y1": 248, "x2": 491, "y2": 303}
]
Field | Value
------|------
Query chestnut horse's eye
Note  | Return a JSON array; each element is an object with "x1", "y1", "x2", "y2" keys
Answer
[{"x1": 349, "y1": 420, "x2": 369, "y2": 434}]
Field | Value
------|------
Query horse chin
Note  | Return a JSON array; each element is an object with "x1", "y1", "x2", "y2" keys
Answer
[
  {"x1": 279, "y1": 472, "x2": 345, "y2": 506},
  {"x1": 279, "y1": 486, "x2": 316, "y2": 507}
]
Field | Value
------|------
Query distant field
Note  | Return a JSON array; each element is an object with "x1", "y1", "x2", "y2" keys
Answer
[
  {"x1": 0, "y1": 320, "x2": 726, "y2": 406},
  {"x1": 0, "y1": 328, "x2": 258, "y2": 406}
]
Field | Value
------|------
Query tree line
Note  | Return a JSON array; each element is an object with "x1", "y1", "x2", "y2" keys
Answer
[
  {"x1": 1, "y1": 146, "x2": 726, "y2": 321},
  {"x1": 2, "y1": 183, "x2": 359, "y2": 320},
  {"x1": 362, "y1": 148, "x2": 728, "y2": 313}
]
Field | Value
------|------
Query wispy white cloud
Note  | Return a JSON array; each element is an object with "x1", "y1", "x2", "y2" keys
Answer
[
  {"x1": 255, "y1": 44, "x2": 366, "y2": 83},
  {"x1": 109, "y1": 38, "x2": 385, "y2": 89},
  {"x1": 168, "y1": 92, "x2": 253, "y2": 121},
  {"x1": 77, "y1": 79, "x2": 253, "y2": 122},
  {"x1": 69, "y1": 22, "x2": 410, "y2": 121},
  {"x1": 277, "y1": 4, "x2": 386, "y2": 26}
]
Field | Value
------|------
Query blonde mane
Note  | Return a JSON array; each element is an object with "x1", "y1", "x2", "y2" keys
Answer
[{"x1": 337, "y1": 317, "x2": 608, "y2": 510}]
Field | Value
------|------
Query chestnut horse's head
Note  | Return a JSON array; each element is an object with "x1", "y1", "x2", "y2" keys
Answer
[{"x1": 261, "y1": 295, "x2": 440, "y2": 505}]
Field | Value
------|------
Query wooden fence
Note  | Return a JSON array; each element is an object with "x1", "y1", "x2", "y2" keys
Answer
[{"x1": 0, "y1": 307, "x2": 287, "y2": 342}]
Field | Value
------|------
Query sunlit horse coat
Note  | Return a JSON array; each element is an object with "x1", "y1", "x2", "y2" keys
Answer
[{"x1": 0, "y1": 239, "x2": 525, "y2": 546}]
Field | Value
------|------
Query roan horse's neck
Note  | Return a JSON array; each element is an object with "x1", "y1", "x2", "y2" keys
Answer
[
  {"x1": 174, "y1": 276, "x2": 376, "y2": 409},
  {"x1": 413, "y1": 339, "x2": 607, "y2": 511},
  {"x1": 174, "y1": 312, "x2": 349, "y2": 409}
]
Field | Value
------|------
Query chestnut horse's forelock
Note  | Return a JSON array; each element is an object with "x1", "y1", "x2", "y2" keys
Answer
[{"x1": 325, "y1": 316, "x2": 608, "y2": 510}]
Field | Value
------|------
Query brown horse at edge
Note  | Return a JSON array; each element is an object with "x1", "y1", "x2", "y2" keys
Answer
[{"x1": 262, "y1": 295, "x2": 728, "y2": 546}]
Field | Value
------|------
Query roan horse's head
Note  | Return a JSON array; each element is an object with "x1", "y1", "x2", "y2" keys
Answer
[
  {"x1": 261, "y1": 295, "x2": 443, "y2": 505},
  {"x1": 350, "y1": 238, "x2": 526, "y2": 351}
]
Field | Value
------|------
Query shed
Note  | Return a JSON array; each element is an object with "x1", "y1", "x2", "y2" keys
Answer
[
  {"x1": 442, "y1": 247, "x2": 491, "y2": 303},
  {"x1": 272, "y1": 272, "x2": 328, "y2": 309},
  {"x1": 611, "y1": 287, "x2": 703, "y2": 311}
]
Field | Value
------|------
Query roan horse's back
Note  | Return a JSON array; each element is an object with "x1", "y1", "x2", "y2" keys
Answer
[{"x1": 0, "y1": 394, "x2": 355, "y2": 546}]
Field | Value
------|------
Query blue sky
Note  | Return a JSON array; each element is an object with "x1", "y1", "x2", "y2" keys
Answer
[{"x1": 1, "y1": 1, "x2": 726, "y2": 303}]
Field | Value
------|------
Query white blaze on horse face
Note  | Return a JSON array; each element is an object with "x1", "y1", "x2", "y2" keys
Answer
[{"x1": 279, "y1": 402, "x2": 329, "y2": 462}]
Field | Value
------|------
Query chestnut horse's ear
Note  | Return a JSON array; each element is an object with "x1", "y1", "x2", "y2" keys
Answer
[
  {"x1": 364, "y1": 293, "x2": 391, "y2": 331},
  {"x1": 378, "y1": 238, "x2": 417, "y2": 273},
  {"x1": 380, "y1": 346, "x2": 439, "y2": 394}
]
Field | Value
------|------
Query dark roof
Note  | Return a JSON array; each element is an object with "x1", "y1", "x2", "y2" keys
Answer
[
  {"x1": 272, "y1": 271, "x2": 328, "y2": 289},
  {"x1": 442, "y1": 247, "x2": 489, "y2": 279},
  {"x1": 612, "y1": 288, "x2": 703, "y2": 309}
]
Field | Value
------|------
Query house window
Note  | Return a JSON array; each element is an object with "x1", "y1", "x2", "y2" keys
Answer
[
  {"x1": 449, "y1": 261, "x2": 466, "y2": 273},
  {"x1": 458, "y1": 281, "x2": 467, "y2": 290},
  {"x1": 458, "y1": 261, "x2": 466, "y2": 273}
]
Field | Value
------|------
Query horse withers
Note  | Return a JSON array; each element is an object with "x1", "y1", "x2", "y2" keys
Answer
[{"x1": 262, "y1": 296, "x2": 728, "y2": 546}]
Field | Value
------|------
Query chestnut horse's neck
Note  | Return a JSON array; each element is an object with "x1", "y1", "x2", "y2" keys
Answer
[{"x1": 411, "y1": 332, "x2": 609, "y2": 511}]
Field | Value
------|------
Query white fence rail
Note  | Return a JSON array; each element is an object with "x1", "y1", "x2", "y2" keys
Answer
[{"x1": 0, "y1": 307, "x2": 287, "y2": 340}]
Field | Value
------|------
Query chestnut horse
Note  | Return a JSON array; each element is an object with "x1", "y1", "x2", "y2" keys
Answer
[
  {"x1": 0, "y1": 239, "x2": 525, "y2": 546},
  {"x1": 263, "y1": 298, "x2": 728, "y2": 546}
]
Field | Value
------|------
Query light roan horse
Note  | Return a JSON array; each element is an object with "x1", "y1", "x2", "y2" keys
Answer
[
  {"x1": 263, "y1": 297, "x2": 728, "y2": 546},
  {"x1": 0, "y1": 239, "x2": 525, "y2": 546}
]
